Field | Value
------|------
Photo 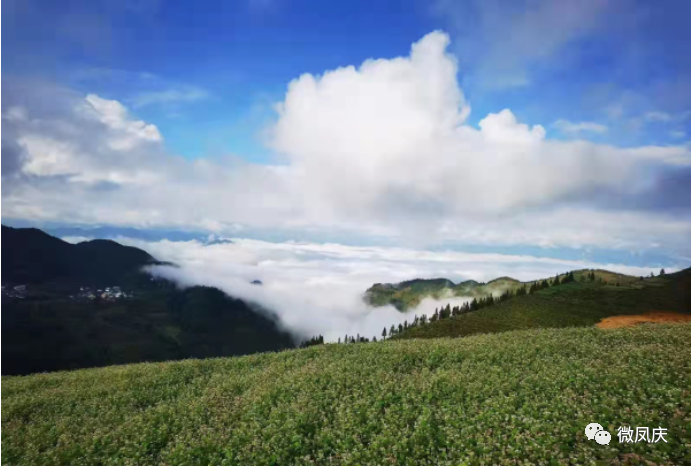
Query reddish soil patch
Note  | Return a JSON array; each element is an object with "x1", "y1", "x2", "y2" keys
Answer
[{"x1": 597, "y1": 311, "x2": 691, "y2": 329}]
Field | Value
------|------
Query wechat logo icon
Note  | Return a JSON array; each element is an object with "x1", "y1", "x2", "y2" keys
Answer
[{"x1": 585, "y1": 422, "x2": 611, "y2": 445}]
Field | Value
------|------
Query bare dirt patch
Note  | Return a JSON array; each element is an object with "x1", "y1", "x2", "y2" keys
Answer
[{"x1": 597, "y1": 311, "x2": 691, "y2": 329}]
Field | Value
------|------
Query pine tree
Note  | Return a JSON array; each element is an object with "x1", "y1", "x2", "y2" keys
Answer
[
  {"x1": 660, "y1": 268, "x2": 666, "y2": 276},
  {"x1": 382, "y1": 327, "x2": 387, "y2": 339}
]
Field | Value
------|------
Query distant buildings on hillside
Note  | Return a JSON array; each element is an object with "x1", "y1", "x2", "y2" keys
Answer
[
  {"x1": 2, "y1": 285, "x2": 28, "y2": 299},
  {"x1": 72, "y1": 286, "x2": 134, "y2": 302},
  {"x1": 2, "y1": 284, "x2": 136, "y2": 302}
]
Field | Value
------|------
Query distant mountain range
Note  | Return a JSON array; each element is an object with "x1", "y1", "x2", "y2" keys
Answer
[
  {"x1": 364, "y1": 270, "x2": 636, "y2": 311},
  {"x1": 1, "y1": 225, "x2": 294, "y2": 375},
  {"x1": 42, "y1": 225, "x2": 233, "y2": 245}
]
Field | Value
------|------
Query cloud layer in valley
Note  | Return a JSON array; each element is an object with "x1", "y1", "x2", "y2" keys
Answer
[
  {"x1": 3, "y1": 32, "x2": 691, "y2": 259},
  {"x1": 61, "y1": 235, "x2": 681, "y2": 342}
]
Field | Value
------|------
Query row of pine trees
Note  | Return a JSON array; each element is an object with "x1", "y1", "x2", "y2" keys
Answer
[{"x1": 299, "y1": 335, "x2": 325, "y2": 348}]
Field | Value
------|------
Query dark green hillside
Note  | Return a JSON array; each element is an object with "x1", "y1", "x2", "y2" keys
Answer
[
  {"x1": 2, "y1": 226, "x2": 81, "y2": 284},
  {"x1": 2, "y1": 284, "x2": 295, "y2": 376},
  {"x1": 1, "y1": 226, "x2": 296, "y2": 375},
  {"x1": 394, "y1": 268, "x2": 691, "y2": 340},
  {"x1": 3, "y1": 325, "x2": 690, "y2": 465},
  {"x1": 452, "y1": 279, "x2": 479, "y2": 294}
]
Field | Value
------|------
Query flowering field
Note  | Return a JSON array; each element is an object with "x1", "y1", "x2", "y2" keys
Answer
[{"x1": 3, "y1": 324, "x2": 690, "y2": 465}]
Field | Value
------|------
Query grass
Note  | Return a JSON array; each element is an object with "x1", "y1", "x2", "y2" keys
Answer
[
  {"x1": 395, "y1": 271, "x2": 691, "y2": 340},
  {"x1": 3, "y1": 324, "x2": 691, "y2": 465}
]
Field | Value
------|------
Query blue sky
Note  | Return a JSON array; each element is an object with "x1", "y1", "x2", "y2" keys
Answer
[
  {"x1": 3, "y1": 0, "x2": 691, "y2": 272},
  {"x1": 6, "y1": 0, "x2": 690, "y2": 157}
]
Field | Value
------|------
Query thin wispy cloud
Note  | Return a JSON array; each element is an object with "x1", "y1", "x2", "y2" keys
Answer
[
  {"x1": 132, "y1": 86, "x2": 210, "y2": 109},
  {"x1": 434, "y1": 0, "x2": 614, "y2": 89},
  {"x1": 644, "y1": 111, "x2": 673, "y2": 122},
  {"x1": 553, "y1": 119, "x2": 608, "y2": 135}
]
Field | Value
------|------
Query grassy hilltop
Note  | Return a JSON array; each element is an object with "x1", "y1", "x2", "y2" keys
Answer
[{"x1": 3, "y1": 325, "x2": 691, "y2": 465}]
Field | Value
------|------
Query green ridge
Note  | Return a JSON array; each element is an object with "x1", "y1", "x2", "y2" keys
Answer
[{"x1": 365, "y1": 268, "x2": 666, "y2": 311}]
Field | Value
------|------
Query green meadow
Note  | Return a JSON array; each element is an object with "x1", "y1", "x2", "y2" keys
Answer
[{"x1": 3, "y1": 324, "x2": 690, "y2": 465}]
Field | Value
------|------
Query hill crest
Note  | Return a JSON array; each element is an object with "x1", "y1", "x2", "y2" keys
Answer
[
  {"x1": 2, "y1": 225, "x2": 158, "y2": 286},
  {"x1": 364, "y1": 268, "x2": 647, "y2": 311}
]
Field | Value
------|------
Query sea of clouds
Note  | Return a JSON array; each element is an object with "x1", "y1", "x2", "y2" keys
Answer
[{"x1": 63, "y1": 235, "x2": 673, "y2": 342}]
